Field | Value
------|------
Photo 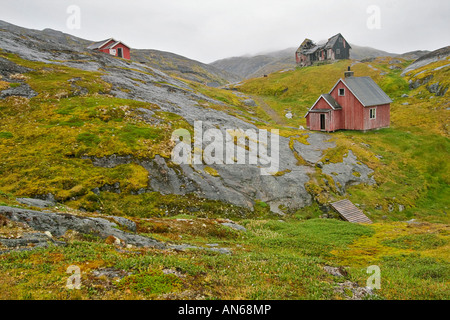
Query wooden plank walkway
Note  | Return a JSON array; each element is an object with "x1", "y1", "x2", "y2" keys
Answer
[{"x1": 331, "y1": 199, "x2": 372, "y2": 224}]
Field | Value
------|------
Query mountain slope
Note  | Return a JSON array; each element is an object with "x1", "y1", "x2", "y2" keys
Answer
[
  {"x1": 0, "y1": 20, "x2": 238, "y2": 87},
  {"x1": 0, "y1": 20, "x2": 369, "y2": 216},
  {"x1": 131, "y1": 48, "x2": 240, "y2": 86},
  {"x1": 211, "y1": 44, "x2": 428, "y2": 80}
]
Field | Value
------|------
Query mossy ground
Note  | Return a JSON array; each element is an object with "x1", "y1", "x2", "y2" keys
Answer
[
  {"x1": 0, "y1": 51, "x2": 193, "y2": 212},
  {"x1": 0, "y1": 51, "x2": 448, "y2": 300},
  {"x1": 0, "y1": 213, "x2": 447, "y2": 300}
]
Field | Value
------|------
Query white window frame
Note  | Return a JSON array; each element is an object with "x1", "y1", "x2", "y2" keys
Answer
[
  {"x1": 338, "y1": 88, "x2": 345, "y2": 96},
  {"x1": 370, "y1": 108, "x2": 376, "y2": 119},
  {"x1": 336, "y1": 48, "x2": 340, "y2": 55}
]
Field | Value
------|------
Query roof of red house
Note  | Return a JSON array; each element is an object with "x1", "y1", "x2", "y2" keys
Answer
[
  {"x1": 103, "y1": 40, "x2": 129, "y2": 50},
  {"x1": 337, "y1": 76, "x2": 392, "y2": 107},
  {"x1": 321, "y1": 93, "x2": 342, "y2": 109},
  {"x1": 87, "y1": 38, "x2": 130, "y2": 50},
  {"x1": 87, "y1": 38, "x2": 113, "y2": 50}
]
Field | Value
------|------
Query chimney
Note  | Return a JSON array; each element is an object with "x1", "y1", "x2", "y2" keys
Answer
[{"x1": 345, "y1": 66, "x2": 354, "y2": 78}]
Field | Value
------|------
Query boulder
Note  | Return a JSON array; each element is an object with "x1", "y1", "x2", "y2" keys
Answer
[
  {"x1": 221, "y1": 222, "x2": 247, "y2": 232},
  {"x1": 0, "y1": 83, "x2": 38, "y2": 99},
  {"x1": 0, "y1": 206, "x2": 165, "y2": 249},
  {"x1": 16, "y1": 197, "x2": 55, "y2": 208},
  {"x1": 242, "y1": 98, "x2": 256, "y2": 107}
]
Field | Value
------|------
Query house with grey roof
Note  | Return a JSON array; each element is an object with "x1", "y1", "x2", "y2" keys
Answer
[
  {"x1": 87, "y1": 38, "x2": 131, "y2": 60},
  {"x1": 305, "y1": 67, "x2": 391, "y2": 132},
  {"x1": 296, "y1": 33, "x2": 351, "y2": 67}
]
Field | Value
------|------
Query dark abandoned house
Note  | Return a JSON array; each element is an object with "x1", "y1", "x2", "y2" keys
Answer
[{"x1": 296, "y1": 33, "x2": 351, "y2": 67}]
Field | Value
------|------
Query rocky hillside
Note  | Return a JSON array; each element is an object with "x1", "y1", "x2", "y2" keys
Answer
[
  {"x1": 402, "y1": 46, "x2": 450, "y2": 76},
  {"x1": 0, "y1": 20, "x2": 238, "y2": 87},
  {"x1": 0, "y1": 21, "x2": 381, "y2": 218},
  {"x1": 132, "y1": 49, "x2": 240, "y2": 87},
  {"x1": 0, "y1": 21, "x2": 448, "y2": 302}
]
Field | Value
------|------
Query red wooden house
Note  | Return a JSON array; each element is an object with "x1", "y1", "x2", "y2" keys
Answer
[
  {"x1": 305, "y1": 68, "x2": 391, "y2": 132},
  {"x1": 87, "y1": 38, "x2": 131, "y2": 60}
]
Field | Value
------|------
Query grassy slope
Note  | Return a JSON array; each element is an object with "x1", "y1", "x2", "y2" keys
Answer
[
  {"x1": 0, "y1": 53, "x2": 449, "y2": 300},
  {"x1": 0, "y1": 51, "x2": 253, "y2": 217},
  {"x1": 238, "y1": 57, "x2": 450, "y2": 223}
]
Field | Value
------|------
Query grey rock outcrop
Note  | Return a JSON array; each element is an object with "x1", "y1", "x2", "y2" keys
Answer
[
  {"x1": 402, "y1": 46, "x2": 450, "y2": 76},
  {"x1": 426, "y1": 82, "x2": 448, "y2": 96},
  {"x1": 321, "y1": 150, "x2": 376, "y2": 193},
  {"x1": 221, "y1": 222, "x2": 247, "y2": 232},
  {"x1": 0, "y1": 206, "x2": 233, "y2": 254},
  {"x1": 0, "y1": 206, "x2": 165, "y2": 249},
  {"x1": 0, "y1": 83, "x2": 38, "y2": 99},
  {"x1": 335, "y1": 280, "x2": 375, "y2": 300},
  {"x1": 292, "y1": 133, "x2": 336, "y2": 164},
  {"x1": 107, "y1": 216, "x2": 137, "y2": 233},
  {"x1": 16, "y1": 197, "x2": 55, "y2": 208},
  {"x1": 0, "y1": 232, "x2": 65, "y2": 252}
]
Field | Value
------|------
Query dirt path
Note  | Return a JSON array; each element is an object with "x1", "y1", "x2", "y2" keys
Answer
[{"x1": 251, "y1": 95, "x2": 287, "y2": 126}]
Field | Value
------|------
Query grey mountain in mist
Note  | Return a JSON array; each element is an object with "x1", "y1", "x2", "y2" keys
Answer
[
  {"x1": 210, "y1": 44, "x2": 430, "y2": 80},
  {"x1": 0, "y1": 20, "x2": 238, "y2": 86}
]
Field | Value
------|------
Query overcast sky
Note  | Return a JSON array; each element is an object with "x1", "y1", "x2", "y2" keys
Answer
[{"x1": 1, "y1": 0, "x2": 449, "y2": 63}]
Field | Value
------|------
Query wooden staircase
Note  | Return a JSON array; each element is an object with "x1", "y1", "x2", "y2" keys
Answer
[{"x1": 331, "y1": 199, "x2": 372, "y2": 224}]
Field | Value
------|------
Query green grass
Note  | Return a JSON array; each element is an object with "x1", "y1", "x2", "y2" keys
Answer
[
  {"x1": 118, "y1": 124, "x2": 162, "y2": 145},
  {"x1": 0, "y1": 132, "x2": 13, "y2": 139},
  {"x1": 0, "y1": 51, "x2": 192, "y2": 210},
  {"x1": 117, "y1": 270, "x2": 183, "y2": 295},
  {"x1": 382, "y1": 234, "x2": 448, "y2": 251},
  {"x1": 0, "y1": 216, "x2": 447, "y2": 300}
]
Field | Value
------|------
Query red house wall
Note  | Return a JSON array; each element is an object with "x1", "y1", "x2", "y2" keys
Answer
[
  {"x1": 308, "y1": 112, "x2": 344, "y2": 132},
  {"x1": 363, "y1": 103, "x2": 390, "y2": 130},
  {"x1": 330, "y1": 81, "x2": 365, "y2": 130},
  {"x1": 313, "y1": 97, "x2": 332, "y2": 110},
  {"x1": 98, "y1": 42, "x2": 131, "y2": 60},
  {"x1": 112, "y1": 43, "x2": 131, "y2": 60},
  {"x1": 101, "y1": 40, "x2": 116, "y2": 49},
  {"x1": 330, "y1": 109, "x2": 343, "y2": 132},
  {"x1": 308, "y1": 112, "x2": 329, "y2": 131},
  {"x1": 306, "y1": 97, "x2": 332, "y2": 131}
]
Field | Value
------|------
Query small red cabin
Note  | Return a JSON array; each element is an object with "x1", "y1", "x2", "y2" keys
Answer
[
  {"x1": 87, "y1": 38, "x2": 131, "y2": 60},
  {"x1": 305, "y1": 68, "x2": 391, "y2": 132}
]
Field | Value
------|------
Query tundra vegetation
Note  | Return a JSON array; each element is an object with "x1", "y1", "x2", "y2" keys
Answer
[{"x1": 0, "y1": 49, "x2": 448, "y2": 300}]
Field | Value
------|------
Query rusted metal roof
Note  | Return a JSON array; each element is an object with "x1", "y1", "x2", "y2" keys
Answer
[{"x1": 331, "y1": 199, "x2": 372, "y2": 224}]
